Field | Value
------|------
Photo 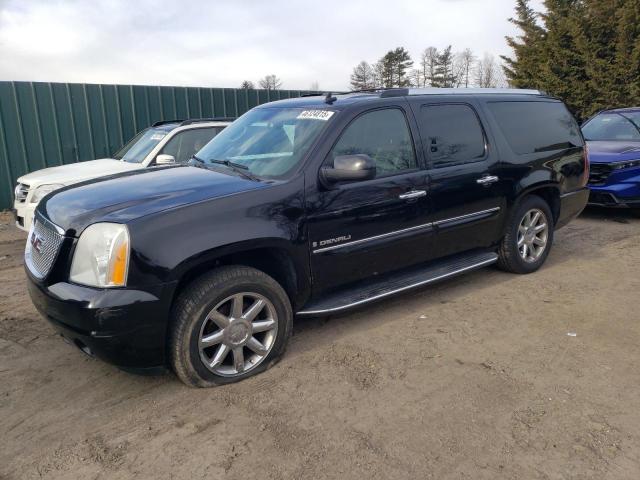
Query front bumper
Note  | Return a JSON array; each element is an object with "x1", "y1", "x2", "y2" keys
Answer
[
  {"x1": 27, "y1": 270, "x2": 177, "y2": 370},
  {"x1": 587, "y1": 189, "x2": 640, "y2": 208},
  {"x1": 588, "y1": 166, "x2": 640, "y2": 208},
  {"x1": 13, "y1": 200, "x2": 35, "y2": 231}
]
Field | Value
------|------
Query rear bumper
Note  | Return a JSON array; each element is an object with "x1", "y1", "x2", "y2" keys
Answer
[
  {"x1": 27, "y1": 270, "x2": 177, "y2": 370},
  {"x1": 557, "y1": 188, "x2": 589, "y2": 229}
]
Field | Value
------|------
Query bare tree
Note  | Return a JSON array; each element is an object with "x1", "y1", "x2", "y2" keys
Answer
[
  {"x1": 453, "y1": 48, "x2": 476, "y2": 88},
  {"x1": 417, "y1": 47, "x2": 439, "y2": 87},
  {"x1": 350, "y1": 61, "x2": 376, "y2": 90},
  {"x1": 258, "y1": 74, "x2": 282, "y2": 90},
  {"x1": 475, "y1": 53, "x2": 499, "y2": 88},
  {"x1": 240, "y1": 80, "x2": 255, "y2": 89}
]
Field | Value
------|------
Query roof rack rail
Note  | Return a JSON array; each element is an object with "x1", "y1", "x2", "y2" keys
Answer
[
  {"x1": 152, "y1": 119, "x2": 183, "y2": 127},
  {"x1": 407, "y1": 87, "x2": 542, "y2": 95},
  {"x1": 179, "y1": 117, "x2": 236, "y2": 125}
]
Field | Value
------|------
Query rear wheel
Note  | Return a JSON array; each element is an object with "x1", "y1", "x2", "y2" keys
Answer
[
  {"x1": 169, "y1": 266, "x2": 292, "y2": 387},
  {"x1": 497, "y1": 195, "x2": 554, "y2": 274}
]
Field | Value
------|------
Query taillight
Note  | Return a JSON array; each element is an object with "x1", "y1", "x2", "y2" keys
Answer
[{"x1": 582, "y1": 144, "x2": 590, "y2": 186}]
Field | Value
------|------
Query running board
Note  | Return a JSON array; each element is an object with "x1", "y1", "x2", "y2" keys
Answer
[{"x1": 297, "y1": 250, "x2": 498, "y2": 316}]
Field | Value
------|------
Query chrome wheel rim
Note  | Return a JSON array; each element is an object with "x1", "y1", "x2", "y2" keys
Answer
[
  {"x1": 198, "y1": 292, "x2": 278, "y2": 377},
  {"x1": 517, "y1": 208, "x2": 549, "y2": 263}
]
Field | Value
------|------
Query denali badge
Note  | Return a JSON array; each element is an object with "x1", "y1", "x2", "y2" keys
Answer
[
  {"x1": 313, "y1": 235, "x2": 352, "y2": 248},
  {"x1": 30, "y1": 231, "x2": 44, "y2": 254}
]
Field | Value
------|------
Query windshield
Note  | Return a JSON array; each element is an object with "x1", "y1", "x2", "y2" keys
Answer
[
  {"x1": 113, "y1": 127, "x2": 169, "y2": 163},
  {"x1": 582, "y1": 112, "x2": 640, "y2": 141},
  {"x1": 196, "y1": 107, "x2": 334, "y2": 178}
]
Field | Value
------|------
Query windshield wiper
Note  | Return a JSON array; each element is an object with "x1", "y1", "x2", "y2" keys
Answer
[
  {"x1": 188, "y1": 155, "x2": 210, "y2": 170},
  {"x1": 208, "y1": 158, "x2": 260, "y2": 181}
]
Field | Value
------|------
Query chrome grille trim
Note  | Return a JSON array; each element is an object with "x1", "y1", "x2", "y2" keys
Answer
[{"x1": 25, "y1": 215, "x2": 64, "y2": 279}]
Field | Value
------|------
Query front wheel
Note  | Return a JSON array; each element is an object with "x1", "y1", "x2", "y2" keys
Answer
[
  {"x1": 169, "y1": 266, "x2": 293, "y2": 387},
  {"x1": 497, "y1": 195, "x2": 554, "y2": 274}
]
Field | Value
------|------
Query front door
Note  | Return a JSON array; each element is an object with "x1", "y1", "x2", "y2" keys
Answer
[
  {"x1": 411, "y1": 100, "x2": 506, "y2": 259},
  {"x1": 307, "y1": 106, "x2": 432, "y2": 294}
]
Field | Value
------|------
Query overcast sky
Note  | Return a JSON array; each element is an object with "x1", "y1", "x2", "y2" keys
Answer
[{"x1": 0, "y1": 0, "x2": 544, "y2": 91}]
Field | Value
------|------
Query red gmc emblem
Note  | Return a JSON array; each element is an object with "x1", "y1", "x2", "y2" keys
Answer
[{"x1": 30, "y1": 231, "x2": 44, "y2": 254}]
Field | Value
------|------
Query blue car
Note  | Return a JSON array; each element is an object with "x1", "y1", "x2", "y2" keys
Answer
[{"x1": 582, "y1": 107, "x2": 640, "y2": 214}]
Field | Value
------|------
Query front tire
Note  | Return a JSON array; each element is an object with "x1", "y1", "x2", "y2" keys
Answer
[
  {"x1": 169, "y1": 266, "x2": 293, "y2": 387},
  {"x1": 497, "y1": 195, "x2": 554, "y2": 274}
]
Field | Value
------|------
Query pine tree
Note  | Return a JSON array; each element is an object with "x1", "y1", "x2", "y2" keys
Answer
[
  {"x1": 432, "y1": 46, "x2": 456, "y2": 87},
  {"x1": 502, "y1": 0, "x2": 546, "y2": 88}
]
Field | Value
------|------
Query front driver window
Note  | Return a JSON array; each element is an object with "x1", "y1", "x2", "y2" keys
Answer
[
  {"x1": 160, "y1": 127, "x2": 221, "y2": 163},
  {"x1": 328, "y1": 108, "x2": 417, "y2": 177}
]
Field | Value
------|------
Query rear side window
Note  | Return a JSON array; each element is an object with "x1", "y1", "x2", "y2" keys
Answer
[
  {"x1": 419, "y1": 104, "x2": 486, "y2": 167},
  {"x1": 329, "y1": 108, "x2": 417, "y2": 177},
  {"x1": 488, "y1": 101, "x2": 583, "y2": 154}
]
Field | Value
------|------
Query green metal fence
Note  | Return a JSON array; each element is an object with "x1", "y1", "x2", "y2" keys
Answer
[{"x1": 0, "y1": 81, "x2": 315, "y2": 209}]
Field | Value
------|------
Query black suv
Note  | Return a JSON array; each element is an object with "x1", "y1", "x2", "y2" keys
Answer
[{"x1": 26, "y1": 88, "x2": 589, "y2": 386}]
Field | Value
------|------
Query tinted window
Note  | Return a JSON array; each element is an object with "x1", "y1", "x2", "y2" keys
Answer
[
  {"x1": 160, "y1": 127, "x2": 223, "y2": 163},
  {"x1": 488, "y1": 101, "x2": 583, "y2": 154},
  {"x1": 420, "y1": 104, "x2": 485, "y2": 166},
  {"x1": 329, "y1": 109, "x2": 416, "y2": 177},
  {"x1": 582, "y1": 112, "x2": 640, "y2": 141}
]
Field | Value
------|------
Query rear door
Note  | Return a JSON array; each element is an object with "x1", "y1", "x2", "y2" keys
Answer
[
  {"x1": 412, "y1": 99, "x2": 507, "y2": 258},
  {"x1": 307, "y1": 105, "x2": 433, "y2": 293}
]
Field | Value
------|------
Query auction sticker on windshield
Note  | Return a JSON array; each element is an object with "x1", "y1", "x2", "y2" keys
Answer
[{"x1": 297, "y1": 110, "x2": 335, "y2": 121}]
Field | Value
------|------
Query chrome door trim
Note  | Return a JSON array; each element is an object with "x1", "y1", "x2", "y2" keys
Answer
[
  {"x1": 432, "y1": 207, "x2": 500, "y2": 228},
  {"x1": 297, "y1": 255, "x2": 498, "y2": 315},
  {"x1": 312, "y1": 221, "x2": 434, "y2": 254},
  {"x1": 312, "y1": 207, "x2": 501, "y2": 254}
]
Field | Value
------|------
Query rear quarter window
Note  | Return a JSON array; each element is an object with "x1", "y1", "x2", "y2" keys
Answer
[{"x1": 487, "y1": 101, "x2": 583, "y2": 155}]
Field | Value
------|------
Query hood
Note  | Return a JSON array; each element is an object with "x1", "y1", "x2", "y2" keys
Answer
[
  {"x1": 39, "y1": 165, "x2": 268, "y2": 236},
  {"x1": 586, "y1": 140, "x2": 640, "y2": 163},
  {"x1": 17, "y1": 158, "x2": 143, "y2": 186}
]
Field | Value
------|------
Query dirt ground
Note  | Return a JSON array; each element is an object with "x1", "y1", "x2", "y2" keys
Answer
[{"x1": 1, "y1": 208, "x2": 640, "y2": 480}]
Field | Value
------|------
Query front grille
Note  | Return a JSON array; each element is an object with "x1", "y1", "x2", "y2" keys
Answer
[
  {"x1": 588, "y1": 191, "x2": 618, "y2": 206},
  {"x1": 588, "y1": 163, "x2": 613, "y2": 186},
  {"x1": 25, "y1": 216, "x2": 64, "y2": 278},
  {"x1": 15, "y1": 183, "x2": 29, "y2": 203}
]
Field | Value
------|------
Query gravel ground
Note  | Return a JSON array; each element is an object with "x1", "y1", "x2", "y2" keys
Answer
[{"x1": 1, "y1": 208, "x2": 639, "y2": 480}]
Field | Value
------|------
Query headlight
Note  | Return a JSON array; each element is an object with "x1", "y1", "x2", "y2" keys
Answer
[
  {"x1": 70, "y1": 223, "x2": 130, "y2": 287},
  {"x1": 30, "y1": 184, "x2": 64, "y2": 203}
]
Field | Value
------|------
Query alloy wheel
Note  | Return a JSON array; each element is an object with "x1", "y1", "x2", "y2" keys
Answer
[
  {"x1": 198, "y1": 292, "x2": 278, "y2": 376},
  {"x1": 517, "y1": 208, "x2": 549, "y2": 263}
]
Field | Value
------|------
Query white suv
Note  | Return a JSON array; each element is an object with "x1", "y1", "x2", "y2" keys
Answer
[{"x1": 13, "y1": 119, "x2": 232, "y2": 231}]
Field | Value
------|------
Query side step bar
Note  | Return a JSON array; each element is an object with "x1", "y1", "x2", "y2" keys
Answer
[{"x1": 297, "y1": 250, "x2": 498, "y2": 316}]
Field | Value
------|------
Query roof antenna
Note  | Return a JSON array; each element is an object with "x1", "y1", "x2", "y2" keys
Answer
[{"x1": 324, "y1": 92, "x2": 337, "y2": 104}]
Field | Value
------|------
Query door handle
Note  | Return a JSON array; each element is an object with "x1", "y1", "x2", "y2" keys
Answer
[
  {"x1": 399, "y1": 190, "x2": 427, "y2": 200},
  {"x1": 476, "y1": 175, "x2": 499, "y2": 185}
]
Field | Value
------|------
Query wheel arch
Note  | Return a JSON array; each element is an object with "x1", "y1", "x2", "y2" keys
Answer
[
  {"x1": 511, "y1": 182, "x2": 561, "y2": 227},
  {"x1": 169, "y1": 239, "x2": 310, "y2": 314}
]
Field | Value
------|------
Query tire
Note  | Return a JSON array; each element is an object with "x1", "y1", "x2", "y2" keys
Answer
[
  {"x1": 630, "y1": 208, "x2": 640, "y2": 218},
  {"x1": 497, "y1": 195, "x2": 554, "y2": 274},
  {"x1": 169, "y1": 266, "x2": 293, "y2": 387}
]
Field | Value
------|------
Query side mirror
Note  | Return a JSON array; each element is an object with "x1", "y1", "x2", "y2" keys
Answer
[
  {"x1": 156, "y1": 154, "x2": 175, "y2": 165},
  {"x1": 320, "y1": 154, "x2": 376, "y2": 185}
]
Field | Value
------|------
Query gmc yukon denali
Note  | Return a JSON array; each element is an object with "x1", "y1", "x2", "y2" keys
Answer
[{"x1": 25, "y1": 88, "x2": 589, "y2": 387}]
